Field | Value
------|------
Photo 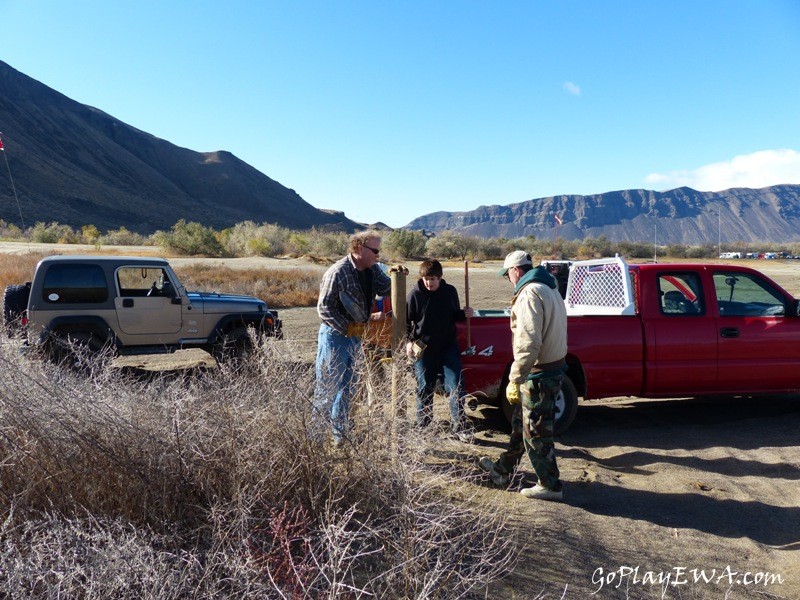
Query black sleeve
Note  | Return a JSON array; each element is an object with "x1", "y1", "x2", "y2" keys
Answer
[
  {"x1": 450, "y1": 285, "x2": 467, "y2": 322},
  {"x1": 406, "y1": 291, "x2": 416, "y2": 336}
]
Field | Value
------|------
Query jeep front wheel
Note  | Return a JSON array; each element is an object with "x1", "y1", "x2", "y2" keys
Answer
[{"x1": 212, "y1": 326, "x2": 254, "y2": 364}]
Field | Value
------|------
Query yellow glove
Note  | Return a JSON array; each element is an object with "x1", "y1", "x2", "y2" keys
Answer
[
  {"x1": 345, "y1": 322, "x2": 366, "y2": 337},
  {"x1": 505, "y1": 381, "x2": 521, "y2": 405}
]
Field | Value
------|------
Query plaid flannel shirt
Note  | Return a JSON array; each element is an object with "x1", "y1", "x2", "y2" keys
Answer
[{"x1": 317, "y1": 255, "x2": 391, "y2": 335}]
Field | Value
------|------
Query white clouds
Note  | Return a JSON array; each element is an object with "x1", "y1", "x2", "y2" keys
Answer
[
  {"x1": 645, "y1": 149, "x2": 800, "y2": 191},
  {"x1": 563, "y1": 81, "x2": 581, "y2": 96}
]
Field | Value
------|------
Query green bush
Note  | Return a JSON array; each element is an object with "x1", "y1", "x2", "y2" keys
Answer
[{"x1": 154, "y1": 219, "x2": 224, "y2": 256}]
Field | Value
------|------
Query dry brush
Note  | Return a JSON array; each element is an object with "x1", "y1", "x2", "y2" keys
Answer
[{"x1": 0, "y1": 337, "x2": 516, "y2": 598}]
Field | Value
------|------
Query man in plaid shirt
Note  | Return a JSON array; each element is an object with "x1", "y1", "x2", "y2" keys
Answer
[{"x1": 313, "y1": 230, "x2": 391, "y2": 444}]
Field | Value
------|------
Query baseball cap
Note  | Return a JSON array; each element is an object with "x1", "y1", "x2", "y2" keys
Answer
[{"x1": 498, "y1": 250, "x2": 533, "y2": 277}]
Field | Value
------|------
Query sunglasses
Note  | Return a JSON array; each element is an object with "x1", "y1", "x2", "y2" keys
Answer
[{"x1": 363, "y1": 244, "x2": 380, "y2": 255}]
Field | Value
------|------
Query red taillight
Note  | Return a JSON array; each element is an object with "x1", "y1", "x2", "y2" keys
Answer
[{"x1": 21, "y1": 316, "x2": 28, "y2": 326}]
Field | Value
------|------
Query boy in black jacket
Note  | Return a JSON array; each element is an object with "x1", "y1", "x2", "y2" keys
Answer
[{"x1": 406, "y1": 259, "x2": 474, "y2": 438}]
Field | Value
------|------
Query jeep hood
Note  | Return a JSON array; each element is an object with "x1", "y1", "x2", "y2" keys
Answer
[{"x1": 187, "y1": 292, "x2": 270, "y2": 314}]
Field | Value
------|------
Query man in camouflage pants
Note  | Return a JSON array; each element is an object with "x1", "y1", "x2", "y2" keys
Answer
[{"x1": 479, "y1": 251, "x2": 567, "y2": 501}]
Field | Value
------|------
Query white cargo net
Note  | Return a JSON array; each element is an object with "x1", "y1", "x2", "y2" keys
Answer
[{"x1": 565, "y1": 255, "x2": 636, "y2": 316}]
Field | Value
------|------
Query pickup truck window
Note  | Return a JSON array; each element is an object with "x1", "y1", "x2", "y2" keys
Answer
[
  {"x1": 658, "y1": 273, "x2": 703, "y2": 315},
  {"x1": 713, "y1": 271, "x2": 786, "y2": 317},
  {"x1": 42, "y1": 264, "x2": 108, "y2": 304}
]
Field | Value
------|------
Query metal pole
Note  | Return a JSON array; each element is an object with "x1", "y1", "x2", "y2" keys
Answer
[
  {"x1": 464, "y1": 260, "x2": 471, "y2": 349},
  {"x1": 654, "y1": 221, "x2": 657, "y2": 263}
]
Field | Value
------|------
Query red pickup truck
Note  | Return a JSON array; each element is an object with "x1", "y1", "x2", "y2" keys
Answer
[{"x1": 456, "y1": 257, "x2": 800, "y2": 434}]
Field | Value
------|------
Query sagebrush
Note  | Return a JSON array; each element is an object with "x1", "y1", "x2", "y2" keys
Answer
[{"x1": 0, "y1": 337, "x2": 516, "y2": 598}]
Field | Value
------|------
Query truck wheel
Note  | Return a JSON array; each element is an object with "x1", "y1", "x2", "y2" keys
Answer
[
  {"x1": 212, "y1": 326, "x2": 254, "y2": 364},
  {"x1": 500, "y1": 374, "x2": 579, "y2": 435},
  {"x1": 47, "y1": 331, "x2": 110, "y2": 372},
  {"x1": 3, "y1": 283, "x2": 31, "y2": 338},
  {"x1": 554, "y1": 376, "x2": 579, "y2": 435}
]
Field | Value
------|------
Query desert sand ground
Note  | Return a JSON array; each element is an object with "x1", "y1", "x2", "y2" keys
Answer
[
  {"x1": 4, "y1": 242, "x2": 799, "y2": 599},
  {"x1": 135, "y1": 258, "x2": 800, "y2": 599},
  {"x1": 215, "y1": 259, "x2": 800, "y2": 599}
]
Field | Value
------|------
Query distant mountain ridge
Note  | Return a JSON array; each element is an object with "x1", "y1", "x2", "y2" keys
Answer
[
  {"x1": 406, "y1": 185, "x2": 800, "y2": 245},
  {"x1": 0, "y1": 60, "x2": 360, "y2": 234},
  {"x1": 3, "y1": 60, "x2": 799, "y2": 243}
]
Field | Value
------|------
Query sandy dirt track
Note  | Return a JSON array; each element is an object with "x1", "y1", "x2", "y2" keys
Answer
[
  {"x1": 4, "y1": 242, "x2": 799, "y2": 598},
  {"x1": 118, "y1": 257, "x2": 800, "y2": 599}
]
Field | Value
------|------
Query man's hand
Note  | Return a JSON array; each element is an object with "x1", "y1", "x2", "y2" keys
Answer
[{"x1": 505, "y1": 381, "x2": 521, "y2": 405}]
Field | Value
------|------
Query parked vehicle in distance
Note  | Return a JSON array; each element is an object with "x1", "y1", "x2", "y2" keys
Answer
[
  {"x1": 3, "y1": 255, "x2": 282, "y2": 365},
  {"x1": 456, "y1": 256, "x2": 800, "y2": 434}
]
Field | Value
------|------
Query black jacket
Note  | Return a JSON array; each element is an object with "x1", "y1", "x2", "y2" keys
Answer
[{"x1": 406, "y1": 279, "x2": 466, "y2": 353}]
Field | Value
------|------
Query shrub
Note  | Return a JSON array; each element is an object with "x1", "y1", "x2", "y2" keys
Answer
[
  {"x1": 81, "y1": 224, "x2": 102, "y2": 245},
  {"x1": 30, "y1": 222, "x2": 80, "y2": 244},
  {"x1": 384, "y1": 229, "x2": 427, "y2": 260},
  {"x1": 154, "y1": 220, "x2": 224, "y2": 256},
  {"x1": 308, "y1": 230, "x2": 349, "y2": 258},
  {"x1": 100, "y1": 226, "x2": 149, "y2": 246},
  {"x1": 0, "y1": 339, "x2": 516, "y2": 598}
]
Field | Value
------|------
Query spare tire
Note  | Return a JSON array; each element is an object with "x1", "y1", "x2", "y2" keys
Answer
[{"x1": 3, "y1": 282, "x2": 31, "y2": 338}]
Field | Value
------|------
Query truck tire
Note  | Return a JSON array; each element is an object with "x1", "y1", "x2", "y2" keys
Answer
[
  {"x1": 3, "y1": 283, "x2": 31, "y2": 338},
  {"x1": 212, "y1": 326, "x2": 254, "y2": 364},
  {"x1": 501, "y1": 373, "x2": 579, "y2": 435}
]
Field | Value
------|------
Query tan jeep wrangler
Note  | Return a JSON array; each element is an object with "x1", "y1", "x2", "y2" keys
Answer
[{"x1": 4, "y1": 255, "x2": 281, "y2": 365}]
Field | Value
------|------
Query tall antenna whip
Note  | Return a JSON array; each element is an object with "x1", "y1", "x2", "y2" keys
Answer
[{"x1": 0, "y1": 132, "x2": 27, "y2": 232}]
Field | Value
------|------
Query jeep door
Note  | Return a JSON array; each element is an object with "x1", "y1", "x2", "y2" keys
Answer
[{"x1": 114, "y1": 266, "x2": 182, "y2": 336}]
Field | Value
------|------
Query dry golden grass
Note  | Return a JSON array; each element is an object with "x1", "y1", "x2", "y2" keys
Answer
[
  {"x1": 0, "y1": 253, "x2": 320, "y2": 309},
  {"x1": 174, "y1": 264, "x2": 319, "y2": 308},
  {"x1": 0, "y1": 253, "x2": 49, "y2": 290}
]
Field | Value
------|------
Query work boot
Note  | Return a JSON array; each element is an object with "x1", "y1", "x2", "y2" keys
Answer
[
  {"x1": 478, "y1": 456, "x2": 510, "y2": 486},
  {"x1": 519, "y1": 483, "x2": 563, "y2": 501}
]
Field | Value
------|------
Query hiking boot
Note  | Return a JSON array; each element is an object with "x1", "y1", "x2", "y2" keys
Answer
[
  {"x1": 519, "y1": 484, "x2": 563, "y2": 501},
  {"x1": 478, "y1": 456, "x2": 510, "y2": 486}
]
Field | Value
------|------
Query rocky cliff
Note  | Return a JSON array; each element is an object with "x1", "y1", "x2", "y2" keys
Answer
[{"x1": 405, "y1": 185, "x2": 800, "y2": 244}]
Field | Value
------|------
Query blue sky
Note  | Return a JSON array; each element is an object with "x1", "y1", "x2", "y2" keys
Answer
[{"x1": 3, "y1": 1, "x2": 800, "y2": 228}]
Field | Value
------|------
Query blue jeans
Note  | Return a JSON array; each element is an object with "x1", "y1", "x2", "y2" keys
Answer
[
  {"x1": 413, "y1": 340, "x2": 466, "y2": 431},
  {"x1": 313, "y1": 324, "x2": 362, "y2": 442}
]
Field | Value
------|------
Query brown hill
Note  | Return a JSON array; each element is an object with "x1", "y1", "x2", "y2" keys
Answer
[{"x1": 0, "y1": 60, "x2": 360, "y2": 234}]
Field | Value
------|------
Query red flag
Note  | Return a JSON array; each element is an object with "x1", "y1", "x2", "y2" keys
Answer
[
  {"x1": 0, "y1": 136, "x2": 4, "y2": 151},
  {"x1": 554, "y1": 213, "x2": 563, "y2": 226}
]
